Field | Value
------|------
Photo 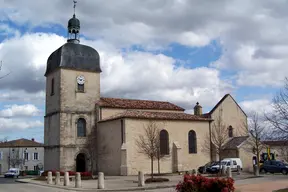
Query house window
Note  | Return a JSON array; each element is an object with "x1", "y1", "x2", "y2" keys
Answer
[
  {"x1": 77, "y1": 83, "x2": 84, "y2": 92},
  {"x1": 228, "y1": 126, "x2": 233, "y2": 137},
  {"x1": 160, "y1": 130, "x2": 169, "y2": 155},
  {"x1": 0, "y1": 151, "x2": 2, "y2": 160},
  {"x1": 77, "y1": 118, "x2": 86, "y2": 137},
  {"x1": 188, "y1": 130, "x2": 197, "y2": 154},
  {"x1": 34, "y1": 166, "x2": 38, "y2": 171},
  {"x1": 25, "y1": 166, "x2": 28, "y2": 170},
  {"x1": 24, "y1": 153, "x2": 29, "y2": 160},
  {"x1": 51, "y1": 78, "x2": 55, "y2": 95},
  {"x1": 33, "y1": 153, "x2": 38, "y2": 160}
]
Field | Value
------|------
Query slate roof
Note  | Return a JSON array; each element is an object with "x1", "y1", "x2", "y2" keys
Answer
[
  {"x1": 223, "y1": 136, "x2": 249, "y2": 149},
  {"x1": 45, "y1": 42, "x2": 101, "y2": 76},
  {"x1": 262, "y1": 140, "x2": 288, "y2": 146},
  {"x1": 0, "y1": 138, "x2": 44, "y2": 148},
  {"x1": 99, "y1": 110, "x2": 212, "y2": 123},
  {"x1": 97, "y1": 97, "x2": 185, "y2": 111}
]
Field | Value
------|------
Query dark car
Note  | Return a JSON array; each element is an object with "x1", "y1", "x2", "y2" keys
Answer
[
  {"x1": 198, "y1": 161, "x2": 217, "y2": 174},
  {"x1": 260, "y1": 160, "x2": 288, "y2": 175}
]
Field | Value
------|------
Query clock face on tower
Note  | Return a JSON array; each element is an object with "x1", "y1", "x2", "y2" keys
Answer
[{"x1": 77, "y1": 75, "x2": 85, "y2": 85}]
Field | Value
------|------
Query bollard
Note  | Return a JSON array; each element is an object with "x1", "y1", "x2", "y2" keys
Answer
[
  {"x1": 254, "y1": 165, "x2": 259, "y2": 177},
  {"x1": 221, "y1": 166, "x2": 226, "y2": 176},
  {"x1": 55, "y1": 172, "x2": 60, "y2": 185},
  {"x1": 226, "y1": 167, "x2": 232, "y2": 178},
  {"x1": 192, "y1": 169, "x2": 196, "y2": 175},
  {"x1": 138, "y1": 171, "x2": 145, "y2": 187},
  {"x1": 75, "y1": 172, "x2": 81, "y2": 188},
  {"x1": 47, "y1": 171, "x2": 53, "y2": 184},
  {"x1": 98, "y1": 172, "x2": 105, "y2": 189},
  {"x1": 64, "y1": 172, "x2": 69, "y2": 186},
  {"x1": 237, "y1": 165, "x2": 241, "y2": 175}
]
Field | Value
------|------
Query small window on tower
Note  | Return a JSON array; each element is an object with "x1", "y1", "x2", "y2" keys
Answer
[
  {"x1": 51, "y1": 78, "x2": 55, "y2": 96},
  {"x1": 78, "y1": 83, "x2": 84, "y2": 92}
]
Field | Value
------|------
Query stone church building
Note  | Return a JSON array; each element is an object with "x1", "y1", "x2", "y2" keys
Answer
[{"x1": 44, "y1": 11, "x2": 251, "y2": 175}]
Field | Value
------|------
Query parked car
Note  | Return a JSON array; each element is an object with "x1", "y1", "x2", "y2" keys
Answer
[
  {"x1": 4, "y1": 168, "x2": 20, "y2": 178},
  {"x1": 260, "y1": 160, "x2": 288, "y2": 175},
  {"x1": 198, "y1": 161, "x2": 217, "y2": 174},
  {"x1": 207, "y1": 158, "x2": 243, "y2": 173}
]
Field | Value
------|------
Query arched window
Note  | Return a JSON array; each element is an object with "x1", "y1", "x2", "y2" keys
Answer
[
  {"x1": 228, "y1": 125, "x2": 233, "y2": 138},
  {"x1": 160, "y1": 130, "x2": 169, "y2": 155},
  {"x1": 77, "y1": 118, "x2": 86, "y2": 137},
  {"x1": 188, "y1": 130, "x2": 197, "y2": 153}
]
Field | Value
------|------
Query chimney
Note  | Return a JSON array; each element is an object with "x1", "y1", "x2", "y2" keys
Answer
[
  {"x1": 31, "y1": 138, "x2": 35, "y2": 142},
  {"x1": 194, "y1": 102, "x2": 202, "y2": 116}
]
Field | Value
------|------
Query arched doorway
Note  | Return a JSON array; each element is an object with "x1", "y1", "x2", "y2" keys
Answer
[{"x1": 76, "y1": 153, "x2": 86, "y2": 172}]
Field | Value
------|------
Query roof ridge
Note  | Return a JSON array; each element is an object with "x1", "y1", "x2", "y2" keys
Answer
[{"x1": 100, "y1": 97, "x2": 174, "y2": 103}]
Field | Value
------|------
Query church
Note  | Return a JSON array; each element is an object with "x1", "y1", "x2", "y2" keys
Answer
[{"x1": 44, "y1": 9, "x2": 250, "y2": 175}]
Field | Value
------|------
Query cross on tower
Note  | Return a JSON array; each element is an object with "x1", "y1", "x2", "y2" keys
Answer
[{"x1": 73, "y1": 0, "x2": 77, "y2": 15}]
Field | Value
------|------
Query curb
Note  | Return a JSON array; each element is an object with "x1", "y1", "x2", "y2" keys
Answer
[{"x1": 15, "y1": 179, "x2": 176, "y2": 191}]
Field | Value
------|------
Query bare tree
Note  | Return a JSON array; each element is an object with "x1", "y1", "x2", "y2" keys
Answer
[
  {"x1": 203, "y1": 108, "x2": 230, "y2": 163},
  {"x1": 85, "y1": 126, "x2": 109, "y2": 174},
  {"x1": 0, "y1": 137, "x2": 8, "y2": 143},
  {"x1": 0, "y1": 61, "x2": 11, "y2": 80},
  {"x1": 278, "y1": 141, "x2": 288, "y2": 162},
  {"x1": 265, "y1": 77, "x2": 288, "y2": 139},
  {"x1": 242, "y1": 112, "x2": 267, "y2": 167},
  {"x1": 136, "y1": 121, "x2": 161, "y2": 179},
  {"x1": 9, "y1": 148, "x2": 23, "y2": 168}
]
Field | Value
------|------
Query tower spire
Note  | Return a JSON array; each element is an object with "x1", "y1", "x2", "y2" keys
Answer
[
  {"x1": 67, "y1": 0, "x2": 80, "y2": 43},
  {"x1": 73, "y1": 0, "x2": 77, "y2": 16}
]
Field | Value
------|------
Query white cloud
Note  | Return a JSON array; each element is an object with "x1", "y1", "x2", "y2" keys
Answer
[
  {"x1": 0, "y1": 118, "x2": 43, "y2": 131},
  {"x1": 0, "y1": 104, "x2": 41, "y2": 118},
  {"x1": 239, "y1": 99, "x2": 273, "y2": 116},
  {"x1": 0, "y1": 33, "x2": 233, "y2": 112}
]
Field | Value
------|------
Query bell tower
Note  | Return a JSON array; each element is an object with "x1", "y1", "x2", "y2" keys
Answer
[{"x1": 44, "y1": 1, "x2": 102, "y2": 171}]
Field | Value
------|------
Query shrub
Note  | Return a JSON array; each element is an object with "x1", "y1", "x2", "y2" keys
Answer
[
  {"x1": 176, "y1": 174, "x2": 235, "y2": 192},
  {"x1": 145, "y1": 178, "x2": 169, "y2": 183}
]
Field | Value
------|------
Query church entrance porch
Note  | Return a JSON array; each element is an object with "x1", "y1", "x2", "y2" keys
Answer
[{"x1": 76, "y1": 153, "x2": 86, "y2": 172}]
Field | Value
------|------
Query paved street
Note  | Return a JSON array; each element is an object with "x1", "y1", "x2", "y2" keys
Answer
[
  {"x1": 0, "y1": 176, "x2": 176, "y2": 192},
  {"x1": 0, "y1": 177, "x2": 70, "y2": 192}
]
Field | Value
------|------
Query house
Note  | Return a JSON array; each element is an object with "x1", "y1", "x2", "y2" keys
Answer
[{"x1": 0, "y1": 138, "x2": 44, "y2": 174}]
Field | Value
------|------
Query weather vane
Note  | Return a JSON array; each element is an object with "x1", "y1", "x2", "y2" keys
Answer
[{"x1": 73, "y1": 0, "x2": 77, "y2": 15}]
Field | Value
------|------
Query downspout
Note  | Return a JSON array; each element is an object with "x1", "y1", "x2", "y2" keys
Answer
[{"x1": 209, "y1": 120, "x2": 212, "y2": 161}]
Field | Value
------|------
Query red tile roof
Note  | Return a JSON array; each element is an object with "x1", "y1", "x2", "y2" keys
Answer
[
  {"x1": 97, "y1": 97, "x2": 185, "y2": 111},
  {"x1": 99, "y1": 110, "x2": 212, "y2": 122},
  {"x1": 0, "y1": 138, "x2": 43, "y2": 148}
]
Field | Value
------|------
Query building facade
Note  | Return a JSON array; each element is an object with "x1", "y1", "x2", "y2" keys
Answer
[
  {"x1": 44, "y1": 9, "x2": 251, "y2": 175},
  {"x1": 0, "y1": 138, "x2": 44, "y2": 174}
]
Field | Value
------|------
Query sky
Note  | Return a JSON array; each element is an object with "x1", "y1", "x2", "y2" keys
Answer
[{"x1": 0, "y1": 0, "x2": 286, "y2": 143}]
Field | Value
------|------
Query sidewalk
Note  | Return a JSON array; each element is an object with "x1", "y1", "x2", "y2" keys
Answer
[
  {"x1": 236, "y1": 179, "x2": 288, "y2": 192},
  {"x1": 16, "y1": 173, "x2": 288, "y2": 192}
]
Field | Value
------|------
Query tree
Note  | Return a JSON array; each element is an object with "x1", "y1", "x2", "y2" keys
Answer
[
  {"x1": 136, "y1": 120, "x2": 162, "y2": 178},
  {"x1": 265, "y1": 77, "x2": 288, "y2": 139},
  {"x1": 9, "y1": 148, "x2": 23, "y2": 168},
  {"x1": 242, "y1": 112, "x2": 267, "y2": 167},
  {"x1": 277, "y1": 141, "x2": 288, "y2": 162},
  {"x1": 0, "y1": 61, "x2": 11, "y2": 80},
  {"x1": 85, "y1": 125, "x2": 109, "y2": 175},
  {"x1": 202, "y1": 108, "x2": 230, "y2": 173}
]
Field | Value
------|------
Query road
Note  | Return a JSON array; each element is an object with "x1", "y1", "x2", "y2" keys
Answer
[
  {"x1": 0, "y1": 176, "x2": 176, "y2": 192},
  {"x1": 0, "y1": 177, "x2": 70, "y2": 192}
]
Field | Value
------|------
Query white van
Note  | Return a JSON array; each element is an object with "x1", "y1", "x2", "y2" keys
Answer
[
  {"x1": 4, "y1": 168, "x2": 20, "y2": 178},
  {"x1": 210, "y1": 158, "x2": 243, "y2": 172},
  {"x1": 222, "y1": 158, "x2": 243, "y2": 171}
]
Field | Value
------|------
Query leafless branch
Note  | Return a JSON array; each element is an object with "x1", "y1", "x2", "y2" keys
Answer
[{"x1": 265, "y1": 77, "x2": 288, "y2": 140}]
